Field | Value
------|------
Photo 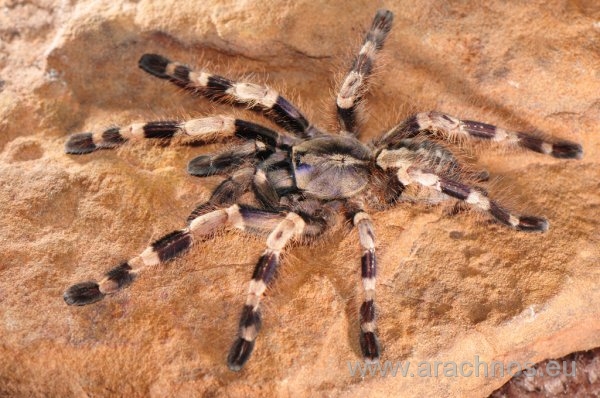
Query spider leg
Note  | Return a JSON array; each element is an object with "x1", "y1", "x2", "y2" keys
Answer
[
  {"x1": 138, "y1": 54, "x2": 318, "y2": 139},
  {"x1": 65, "y1": 116, "x2": 296, "y2": 154},
  {"x1": 337, "y1": 9, "x2": 393, "y2": 135},
  {"x1": 252, "y1": 165, "x2": 280, "y2": 210},
  {"x1": 253, "y1": 151, "x2": 296, "y2": 210},
  {"x1": 63, "y1": 204, "x2": 284, "y2": 306},
  {"x1": 189, "y1": 151, "x2": 294, "y2": 222},
  {"x1": 187, "y1": 167, "x2": 255, "y2": 222},
  {"x1": 347, "y1": 208, "x2": 381, "y2": 363},
  {"x1": 187, "y1": 141, "x2": 273, "y2": 177},
  {"x1": 383, "y1": 136, "x2": 489, "y2": 182},
  {"x1": 227, "y1": 212, "x2": 309, "y2": 371},
  {"x1": 377, "y1": 149, "x2": 549, "y2": 231},
  {"x1": 380, "y1": 111, "x2": 583, "y2": 159}
]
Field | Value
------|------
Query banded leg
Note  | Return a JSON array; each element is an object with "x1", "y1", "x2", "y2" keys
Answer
[
  {"x1": 351, "y1": 210, "x2": 380, "y2": 363},
  {"x1": 65, "y1": 116, "x2": 293, "y2": 154},
  {"x1": 187, "y1": 167, "x2": 255, "y2": 222},
  {"x1": 227, "y1": 212, "x2": 306, "y2": 371},
  {"x1": 383, "y1": 137, "x2": 489, "y2": 182},
  {"x1": 378, "y1": 149, "x2": 548, "y2": 231},
  {"x1": 187, "y1": 141, "x2": 274, "y2": 177},
  {"x1": 253, "y1": 151, "x2": 298, "y2": 210},
  {"x1": 138, "y1": 54, "x2": 317, "y2": 138},
  {"x1": 337, "y1": 9, "x2": 393, "y2": 135},
  {"x1": 380, "y1": 111, "x2": 583, "y2": 159},
  {"x1": 64, "y1": 204, "x2": 285, "y2": 306}
]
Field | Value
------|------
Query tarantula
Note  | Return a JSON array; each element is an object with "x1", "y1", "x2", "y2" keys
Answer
[{"x1": 63, "y1": 10, "x2": 582, "y2": 371}]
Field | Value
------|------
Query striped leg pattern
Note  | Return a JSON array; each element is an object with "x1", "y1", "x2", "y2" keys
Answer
[
  {"x1": 377, "y1": 148, "x2": 548, "y2": 231},
  {"x1": 337, "y1": 9, "x2": 393, "y2": 135},
  {"x1": 352, "y1": 210, "x2": 380, "y2": 363},
  {"x1": 186, "y1": 167, "x2": 255, "y2": 222},
  {"x1": 138, "y1": 54, "x2": 316, "y2": 138},
  {"x1": 380, "y1": 111, "x2": 583, "y2": 159},
  {"x1": 187, "y1": 141, "x2": 273, "y2": 177},
  {"x1": 227, "y1": 212, "x2": 306, "y2": 371},
  {"x1": 252, "y1": 151, "x2": 297, "y2": 210},
  {"x1": 428, "y1": 172, "x2": 548, "y2": 231},
  {"x1": 188, "y1": 153, "x2": 292, "y2": 223},
  {"x1": 65, "y1": 116, "x2": 293, "y2": 155},
  {"x1": 64, "y1": 204, "x2": 285, "y2": 306}
]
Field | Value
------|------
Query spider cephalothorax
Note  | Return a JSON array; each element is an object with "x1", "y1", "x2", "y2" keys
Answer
[{"x1": 63, "y1": 10, "x2": 582, "y2": 371}]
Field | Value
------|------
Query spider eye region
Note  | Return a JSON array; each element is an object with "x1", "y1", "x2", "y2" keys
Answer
[{"x1": 292, "y1": 136, "x2": 371, "y2": 199}]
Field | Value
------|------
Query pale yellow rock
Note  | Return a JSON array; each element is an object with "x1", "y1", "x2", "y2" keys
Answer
[{"x1": 0, "y1": 1, "x2": 599, "y2": 397}]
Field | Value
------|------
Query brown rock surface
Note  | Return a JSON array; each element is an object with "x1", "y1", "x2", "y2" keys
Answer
[{"x1": 1, "y1": 1, "x2": 599, "y2": 397}]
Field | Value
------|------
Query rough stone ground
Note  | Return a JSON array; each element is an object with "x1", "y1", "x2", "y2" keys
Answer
[
  {"x1": 0, "y1": 1, "x2": 599, "y2": 397},
  {"x1": 491, "y1": 347, "x2": 600, "y2": 397}
]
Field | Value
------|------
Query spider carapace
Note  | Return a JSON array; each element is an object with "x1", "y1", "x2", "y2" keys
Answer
[{"x1": 63, "y1": 9, "x2": 582, "y2": 371}]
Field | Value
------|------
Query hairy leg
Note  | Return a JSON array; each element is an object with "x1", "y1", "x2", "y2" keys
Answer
[
  {"x1": 337, "y1": 9, "x2": 393, "y2": 135},
  {"x1": 64, "y1": 204, "x2": 285, "y2": 305},
  {"x1": 139, "y1": 54, "x2": 319, "y2": 138},
  {"x1": 377, "y1": 148, "x2": 548, "y2": 231},
  {"x1": 346, "y1": 206, "x2": 381, "y2": 363},
  {"x1": 380, "y1": 111, "x2": 582, "y2": 159},
  {"x1": 227, "y1": 212, "x2": 307, "y2": 371},
  {"x1": 65, "y1": 116, "x2": 294, "y2": 154}
]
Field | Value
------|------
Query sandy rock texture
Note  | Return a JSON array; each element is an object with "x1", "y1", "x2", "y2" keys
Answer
[{"x1": 1, "y1": 0, "x2": 599, "y2": 397}]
